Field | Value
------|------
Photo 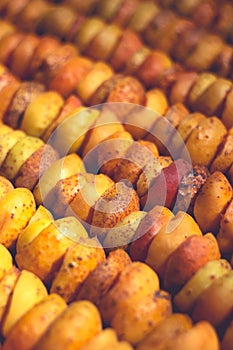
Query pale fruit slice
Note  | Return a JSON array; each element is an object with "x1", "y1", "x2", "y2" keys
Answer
[
  {"x1": 29, "y1": 205, "x2": 54, "y2": 224},
  {"x1": 0, "y1": 243, "x2": 13, "y2": 281},
  {"x1": 16, "y1": 217, "x2": 53, "y2": 253},
  {"x1": 21, "y1": 91, "x2": 64, "y2": 137},
  {"x1": 2, "y1": 136, "x2": 44, "y2": 180},
  {"x1": 192, "y1": 270, "x2": 233, "y2": 327},
  {"x1": 174, "y1": 259, "x2": 232, "y2": 312},
  {"x1": 103, "y1": 211, "x2": 147, "y2": 250},
  {"x1": 2, "y1": 294, "x2": 67, "y2": 350},
  {"x1": 2, "y1": 269, "x2": 48, "y2": 336},
  {"x1": 0, "y1": 267, "x2": 20, "y2": 323},
  {"x1": 0, "y1": 130, "x2": 26, "y2": 167},
  {"x1": 33, "y1": 153, "x2": 86, "y2": 205},
  {"x1": 15, "y1": 216, "x2": 88, "y2": 284},
  {"x1": 16, "y1": 205, "x2": 54, "y2": 251},
  {"x1": 51, "y1": 107, "x2": 99, "y2": 155}
]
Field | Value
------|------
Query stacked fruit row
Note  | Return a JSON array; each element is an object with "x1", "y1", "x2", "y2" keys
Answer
[
  {"x1": 0, "y1": 175, "x2": 228, "y2": 350},
  {"x1": 2, "y1": 0, "x2": 233, "y2": 78},
  {"x1": 0, "y1": 19, "x2": 233, "y2": 130}
]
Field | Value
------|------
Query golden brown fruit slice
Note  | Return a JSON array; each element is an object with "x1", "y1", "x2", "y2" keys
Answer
[
  {"x1": 76, "y1": 249, "x2": 131, "y2": 305},
  {"x1": 194, "y1": 171, "x2": 232, "y2": 233},
  {"x1": 16, "y1": 216, "x2": 88, "y2": 284},
  {"x1": 163, "y1": 233, "x2": 220, "y2": 290},
  {"x1": 2, "y1": 294, "x2": 67, "y2": 350},
  {"x1": 100, "y1": 262, "x2": 160, "y2": 324},
  {"x1": 185, "y1": 117, "x2": 227, "y2": 167},
  {"x1": 90, "y1": 181, "x2": 139, "y2": 240},
  {"x1": 136, "y1": 313, "x2": 193, "y2": 350},
  {"x1": 0, "y1": 188, "x2": 36, "y2": 249},
  {"x1": 50, "y1": 237, "x2": 105, "y2": 302},
  {"x1": 164, "y1": 321, "x2": 219, "y2": 350},
  {"x1": 111, "y1": 290, "x2": 172, "y2": 345},
  {"x1": 145, "y1": 211, "x2": 202, "y2": 277},
  {"x1": 34, "y1": 301, "x2": 102, "y2": 350}
]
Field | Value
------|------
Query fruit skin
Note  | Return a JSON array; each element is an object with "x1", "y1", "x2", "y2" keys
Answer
[
  {"x1": 99, "y1": 262, "x2": 160, "y2": 324},
  {"x1": 0, "y1": 188, "x2": 36, "y2": 249},
  {"x1": 76, "y1": 249, "x2": 131, "y2": 306},
  {"x1": 222, "y1": 320, "x2": 233, "y2": 350},
  {"x1": 66, "y1": 173, "x2": 113, "y2": 224},
  {"x1": 103, "y1": 210, "x2": 147, "y2": 251},
  {"x1": 48, "y1": 56, "x2": 93, "y2": 98},
  {"x1": 145, "y1": 211, "x2": 202, "y2": 278},
  {"x1": 130, "y1": 206, "x2": 173, "y2": 262},
  {"x1": 1, "y1": 269, "x2": 48, "y2": 337},
  {"x1": 2, "y1": 294, "x2": 67, "y2": 350},
  {"x1": 111, "y1": 290, "x2": 172, "y2": 345},
  {"x1": 14, "y1": 144, "x2": 59, "y2": 191},
  {"x1": 194, "y1": 171, "x2": 232, "y2": 233},
  {"x1": 90, "y1": 181, "x2": 140, "y2": 241},
  {"x1": 217, "y1": 199, "x2": 233, "y2": 254},
  {"x1": 141, "y1": 159, "x2": 192, "y2": 211},
  {"x1": 110, "y1": 29, "x2": 143, "y2": 71},
  {"x1": 3, "y1": 81, "x2": 45, "y2": 129},
  {"x1": 33, "y1": 301, "x2": 102, "y2": 350},
  {"x1": 164, "y1": 321, "x2": 219, "y2": 350},
  {"x1": 163, "y1": 233, "x2": 221, "y2": 290},
  {"x1": 136, "y1": 313, "x2": 193, "y2": 350}
]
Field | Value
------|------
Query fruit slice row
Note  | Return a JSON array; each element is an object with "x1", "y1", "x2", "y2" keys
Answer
[
  {"x1": 0, "y1": 19, "x2": 233, "y2": 130},
  {"x1": 1, "y1": 0, "x2": 233, "y2": 78}
]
